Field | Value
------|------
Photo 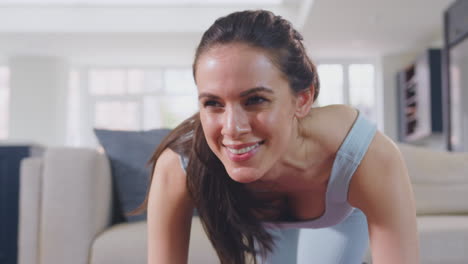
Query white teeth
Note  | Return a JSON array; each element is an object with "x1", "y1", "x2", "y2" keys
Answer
[{"x1": 227, "y1": 143, "x2": 259, "y2": 155}]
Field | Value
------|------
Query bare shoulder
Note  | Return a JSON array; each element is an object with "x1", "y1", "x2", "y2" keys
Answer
[
  {"x1": 348, "y1": 127, "x2": 405, "y2": 207},
  {"x1": 346, "y1": 122, "x2": 419, "y2": 263},
  {"x1": 147, "y1": 147, "x2": 193, "y2": 229},
  {"x1": 151, "y1": 148, "x2": 188, "y2": 195},
  {"x1": 147, "y1": 148, "x2": 194, "y2": 264},
  {"x1": 155, "y1": 148, "x2": 185, "y2": 172},
  {"x1": 312, "y1": 104, "x2": 400, "y2": 167},
  {"x1": 307, "y1": 104, "x2": 359, "y2": 154}
]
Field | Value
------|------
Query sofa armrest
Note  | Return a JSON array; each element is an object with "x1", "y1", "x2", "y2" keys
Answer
[
  {"x1": 38, "y1": 147, "x2": 113, "y2": 264},
  {"x1": 18, "y1": 157, "x2": 43, "y2": 264}
]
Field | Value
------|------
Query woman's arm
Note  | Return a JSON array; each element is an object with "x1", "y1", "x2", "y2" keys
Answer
[
  {"x1": 348, "y1": 131, "x2": 420, "y2": 264},
  {"x1": 147, "y1": 148, "x2": 195, "y2": 264}
]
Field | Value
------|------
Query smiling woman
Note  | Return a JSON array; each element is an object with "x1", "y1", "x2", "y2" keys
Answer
[
  {"x1": 131, "y1": 9, "x2": 419, "y2": 264},
  {"x1": 195, "y1": 43, "x2": 306, "y2": 184}
]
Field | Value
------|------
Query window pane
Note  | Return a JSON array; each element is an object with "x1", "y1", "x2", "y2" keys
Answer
[
  {"x1": 94, "y1": 101, "x2": 140, "y2": 130},
  {"x1": 128, "y1": 69, "x2": 164, "y2": 94},
  {"x1": 127, "y1": 69, "x2": 144, "y2": 94},
  {"x1": 0, "y1": 67, "x2": 10, "y2": 139},
  {"x1": 164, "y1": 69, "x2": 197, "y2": 95},
  {"x1": 316, "y1": 64, "x2": 343, "y2": 106},
  {"x1": 90, "y1": 69, "x2": 126, "y2": 95},
  {"x1": 160, "y1": 95, "x2": 198, "y2": 128},
  {"x1": 143, "y1": 96, "x2": 163, "y2": 129},
  {"x1": 143, "y1": 70, "x2": 163, "y2": 93},
  {"x1": 349, "y1": 64, "x2": 375, "y2": 122}
]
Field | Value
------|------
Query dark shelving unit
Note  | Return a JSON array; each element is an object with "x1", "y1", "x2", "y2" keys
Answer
[{"x1": 397, "y1": 49, "x2": 443, "y2": 143}]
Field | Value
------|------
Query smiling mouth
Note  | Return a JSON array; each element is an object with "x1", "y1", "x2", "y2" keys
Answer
[{"x1": 225, "y1": 140, "x2": 265, "y2": 155}]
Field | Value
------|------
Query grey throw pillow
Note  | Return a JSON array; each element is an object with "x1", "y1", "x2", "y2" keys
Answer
[{"x1": 94, "y1": 128, "x2": 171, "y2": 222}]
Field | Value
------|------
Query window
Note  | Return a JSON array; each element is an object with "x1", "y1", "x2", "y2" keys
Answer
[
  {"x1": 67, "y1": 67, "x2": 199, "y2": 146},
  {"x1": 88, "y1": 68, "x2": 198, "y2": 130},
  {"x1": 316, "y1": 62, "x2": 377, "y2": 124},
  {"x1": 316, "y1": 64, "x2": 344, "y2": 106},
  {"x1": 348, "y1": 64, "x2": 375, "y2": 123},
  {"x1": 0, "y1": 67, "x2": 10, "y2": 140}
]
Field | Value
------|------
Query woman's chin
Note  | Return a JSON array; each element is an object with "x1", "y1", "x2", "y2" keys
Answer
[
  {"x1": 231, "y1": 176, "x2": 258, "y2": 184},
  {"x1": 227, "y1": 168, "x2": 262, "y2": 183}
]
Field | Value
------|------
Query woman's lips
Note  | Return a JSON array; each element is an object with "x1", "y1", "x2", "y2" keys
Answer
[
  {"x1": 223, "y1": 141, "x2": 263, "y2": 149},
  {"x1": 224, "y1": 140, "x2": 265, "y2": 162}
]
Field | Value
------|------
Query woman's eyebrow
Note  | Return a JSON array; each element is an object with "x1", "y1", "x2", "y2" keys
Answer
[
  {"x1": 198, "y1": 86, "x2": 274, "y2": 100},
  {"x1": 239, "y1": 87, "x2": 274, "y2": 97},
  {"x1": 198, "y1": 93, "x2": 220, "y2": 100}
]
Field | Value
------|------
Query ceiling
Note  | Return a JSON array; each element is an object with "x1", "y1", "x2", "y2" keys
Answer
[
  {"x1": 0, "y1": 0, "x2": 455, "y2": 58},
  {"x1": 302, "y1": 0, "x2": 453, "y2": 58}
]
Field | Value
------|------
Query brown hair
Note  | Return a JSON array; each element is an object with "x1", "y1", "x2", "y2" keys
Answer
[{"x1": 133, "y1": 10, "x2": 320, "y2": 264}]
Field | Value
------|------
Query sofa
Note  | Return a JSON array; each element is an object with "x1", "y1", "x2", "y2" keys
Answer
[{"x1": 17, "y1": 143, "x2": 468, "y2": 264}]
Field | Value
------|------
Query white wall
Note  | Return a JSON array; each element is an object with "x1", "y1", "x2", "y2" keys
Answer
[{"x1": 0, "y1": 33, "x2": 200, "y2": 66}]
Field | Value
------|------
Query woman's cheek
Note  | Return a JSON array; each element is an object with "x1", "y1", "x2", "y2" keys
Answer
[
  {"x1": 206, "y1": 114, "x2": 222, "y2": 131},
  {"x1": 258, "y1": 111, "x2": 278, "y2": 126},
  {"x1": 201, "y1": 114, "x2": 222, "y2": 143}
]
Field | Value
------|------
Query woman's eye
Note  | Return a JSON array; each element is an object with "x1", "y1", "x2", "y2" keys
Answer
[
  {"x1": 246, "y1": 96, "x2": 267, "y2": 106},
  {"x1": 203, "y1": 100, "x2": 222, "y2": 108}
]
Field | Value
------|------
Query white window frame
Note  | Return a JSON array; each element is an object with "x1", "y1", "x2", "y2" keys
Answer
[{"x1": 70, "y1": 65, "x2": 198, "y2": 147}]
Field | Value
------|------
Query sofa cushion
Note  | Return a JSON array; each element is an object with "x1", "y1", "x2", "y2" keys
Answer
[
  {"x1": 397, "y1": 143, "x2": 468, "y2": 215},
  {"x1": 94, "y1": 128, "x2": 171, "y2": 222},
  {"x1": 398, "y1": 143, "x2": 468, "y2": 184},
  {"x1": 89, "y1": 217, "x2": 218, "y2": 264},
  {"x1": 90, "y1": 222, "x2": 147, "y2": 264}
]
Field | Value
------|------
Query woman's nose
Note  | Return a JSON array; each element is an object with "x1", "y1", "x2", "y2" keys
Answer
[{"x1": 221, "y1": 105, "x2": 251, "y2": 138}]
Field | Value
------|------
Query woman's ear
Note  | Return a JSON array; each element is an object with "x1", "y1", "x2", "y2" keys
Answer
[{"x1": 295, "y1": 86, "x2": 315, "y2": 118}]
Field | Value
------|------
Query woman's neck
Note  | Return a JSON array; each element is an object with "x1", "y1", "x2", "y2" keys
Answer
[{"x1": 246, "y1": 108, "x2": 334, "y2": 193}]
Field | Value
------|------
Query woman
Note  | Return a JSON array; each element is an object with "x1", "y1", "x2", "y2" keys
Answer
[{"x1": 134, "y1": 10, "x2": 419, "y2": 264}]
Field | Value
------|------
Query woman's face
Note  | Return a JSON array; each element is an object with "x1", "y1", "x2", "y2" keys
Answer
[{"x1": 195, "y1": 43, "x2": 300, "y2": 183}]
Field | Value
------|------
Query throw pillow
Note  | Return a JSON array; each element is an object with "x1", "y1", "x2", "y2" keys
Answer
[{"x1": 94, "y1": 128, "x2": 171, "y2": 222}]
